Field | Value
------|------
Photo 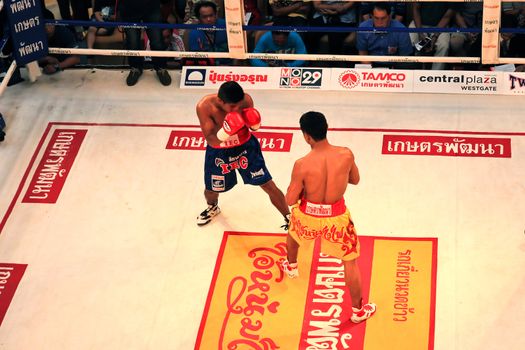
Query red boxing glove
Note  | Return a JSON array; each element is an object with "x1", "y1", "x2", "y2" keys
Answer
[
  {"x1": 242, "y1": 107, "x2": 261, "y2": 131},
  {"x1": 217, "y1": 112, "x2": 245, "y2": 141}
]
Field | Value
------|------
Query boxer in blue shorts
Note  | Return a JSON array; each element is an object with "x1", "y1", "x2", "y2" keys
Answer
[{"x1": 196, "y1": 81, "x2": 290, "y2": 227}]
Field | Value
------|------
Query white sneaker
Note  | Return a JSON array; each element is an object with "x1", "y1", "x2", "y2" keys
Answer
[
  {"x1": 196, "y1": 204, "x2": 220, "y2": 226},
  {"x1": 279, "y1": 258, "x2": 299, "y2": 278},
  {"x1": 350, "y1": 302, "x2": 376, "y2": 323}
]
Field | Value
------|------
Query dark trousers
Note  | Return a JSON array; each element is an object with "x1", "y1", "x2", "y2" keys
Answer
[
  {"x1": 307, "y1": 16, "x2": 355, "y2": 55},
  {"x1": 121, "y1": 7, "x2": 167, "y2": 70},
  {"x1": 57, "y1": 0, "x2": 90, "y2": 21}
]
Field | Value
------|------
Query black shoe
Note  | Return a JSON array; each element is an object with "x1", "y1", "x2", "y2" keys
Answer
[
  {"x1": 156, "y1": 68, "x2": 171, "y2": 86},
  {"x1": 126, "y1": 68, "x2": 142, "y2": 86}
]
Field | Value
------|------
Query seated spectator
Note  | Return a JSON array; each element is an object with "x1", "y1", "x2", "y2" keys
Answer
[
  {"x1": 184, "y1": 0, "x2": 221, "y2": 24},
  {"x1": 161, "y1": 0, "x2": 186, "y2": 24},
  {"x1": 307, "y1": 1, "x2": 358, "y2": 56},
  {"x1": 244, "y1": 0, "x2": 263, "y2": 26},
  {"x1": 250, "y1": 17, "x2": 307, "y2": 67},
  {"x1": 356, "y1": 2, "x2": 414, "y2": 68},
  {"x1": 360, "y1": 2, "x2": 406, "y2": 24},
  {"x1": 499, "y1": 12, "x2": 525, "y2": 60},
  {"x1": 39, "y1": 9, "x2": 80, "y2": 75},
  {"x1": 450, "y1": 2, "x2": 483, "y2": 58},
  {"x1": 187, "y1": 1, "x2": 229, "y2": 65},
  {"x1": 270, "y1": 0, "x2": 311, "y2": 28},
  {"x1": 409, "y1": 2, "x2": 456, "y2": 70},
  {"x1": 86, "y1": 0, "x2": 117, "y2": 53},
  {"x1": 157, "y1": 0, "x2": 186, "y2": 69}
]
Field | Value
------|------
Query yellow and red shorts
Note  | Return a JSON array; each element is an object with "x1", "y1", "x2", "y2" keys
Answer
[{"x1": 288, "y1": 198, "x2": 360, "y2": 261}]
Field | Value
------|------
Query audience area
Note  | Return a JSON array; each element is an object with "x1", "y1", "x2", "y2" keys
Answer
[{"x1": 15, "y1": 1, "x2": 525, "y2": 71}]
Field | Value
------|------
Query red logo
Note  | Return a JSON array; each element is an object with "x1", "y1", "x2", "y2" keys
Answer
[
  {"x1": 362, "y1": 72, "x2": 406, "y2": 81},
  {"x1": 382, "y1": 135, "x2": 511, "y2": 157},
  {"x1": 166, "y1": 131, "x2": 293, "y2": 152},
  {"x1": 216, "y1": 156, "x2": 249, "y2": 174},
  {"x1": 338, "y1": 70, "x2": 360, "y2": 89},
  {"x1": 22, "y1": 129, "x2": 87, "y2": 203},
  {"x1": 0, "y1": 263, "x2": 27, "y2": 326}
]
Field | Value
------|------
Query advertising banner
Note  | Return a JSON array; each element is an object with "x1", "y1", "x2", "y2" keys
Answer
[
  {"x1": 413, "y1": 70, "x2": 500, "y2": 94},
  {"x1": 5, "y1": 0, "x2": 48, "y2": 65},
  {"x1": 181, "y1": 66, "x2": 278, "y2": 89},
  {"x1": 500, "y1": 72, "x2": 525, "y2": 95},
  {"x1": 330, "y1": 68, "x2": 414, "y2": 92}
]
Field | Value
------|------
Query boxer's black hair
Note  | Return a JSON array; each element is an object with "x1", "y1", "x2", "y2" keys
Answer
[
  {"x1": 300, "y1": 111, "x2": 328, "y2": 141},
  {"x1": 218, "y1": 81, "x2": 244, "y2": 104}
]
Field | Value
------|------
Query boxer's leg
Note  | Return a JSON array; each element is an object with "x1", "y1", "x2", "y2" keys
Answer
[
  {"x1": 260, "y1": 180, "x2": 290, "y2": 222},
  {"x1": 344, "y1": 259, "x2": 376, "y2": 323},
  {"x1": 197, "y1": 190, "x2": 221, "y2": 226}
]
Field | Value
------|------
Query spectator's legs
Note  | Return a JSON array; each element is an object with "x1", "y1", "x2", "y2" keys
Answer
[
  {"x1": 125, "y1": 28, "x2": 145, "y2": 70},
  {"x1": 57, "y1": 0, "x2": 72, "y2": 20},
  {"x1": 450, "y1": 33, "x2": 468, "y2": 57},
  {"x1": 432, "y1": 33, "x2": 450, "y2": 70},
  {"x1": 71, "y1": 0, "x2": 90, "y2": 21},
  {"x1": 306, "y1": 16, "x2": 325, "y2": 55},
  {"x1": 144, "y1": 7, "x2": 168, "y2": 70}
]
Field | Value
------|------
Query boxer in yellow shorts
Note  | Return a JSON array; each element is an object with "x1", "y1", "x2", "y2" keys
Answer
[
  {"x1": 281, "y1": 111, "x2": 376, "y2": 324},
  {"x1": 288, "y1": 197, "x2": 360, "y2": 261}
]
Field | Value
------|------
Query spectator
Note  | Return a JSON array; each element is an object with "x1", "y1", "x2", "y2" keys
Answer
[
  {"x1": 161, "y1": 0, "x2": 186, "y2": 24},
  {"x1": 307, "y1": 1, "x2": 358, "y2": 56},
  {"x1": 86, "y1": 0, "x2": 117, "y2": 54},
  {"x1": 244, "y1": 0, "x2": 263, "y2": 26},
  {"x1": 157, "y1": 0, "x2": 186, "y2": 69},
  {"x1": 119, "y1": 0, "x2": 172, "y2": 86},
  {"x1": 356, "y1": 2, "x2": 414, "y2": 68},
  {"x1": 500, "y1": 11, "x2": 525, "y2": 60},
  {"x1": 187, "y1": 1, "x2": 229, "y2": 65},
  {"x1": 269, "y1": 0, "x2": 311, "y2": 28},
  {"x1": 38, "y1": 9, "x2": 81, "y2": 75},
  {"x1": 183, "y1": 0, "x2": 221, "y2": 23},
  {"x1": 409, "y1": 2, "x2": 456, "y2": 70},
  {"x1": 360, "y1": 2, "x2": 406, "y2": 24},
  {"x1": 250, "y1": 17, "x2": 307, "y2": 67},
  {"x1": 450, "y1": 2, "x2": 483, "y2": 58}
]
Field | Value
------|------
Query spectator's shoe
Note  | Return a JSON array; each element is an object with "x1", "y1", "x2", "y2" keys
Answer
[
  {"x1": 280, "y1": 214, "x2": 290, "y2": 231},
  {"x1": 126, "y1": 68, "x2": 142, "y2": 86},
  {"x1": 350, "y1": 302, "x2": 377, "y2": 323},
  {"x1": 279, "y1": 258, "x2": 299, "y2": 279},
  {"x1": 156, "y1": 68, "x2": 171, "y2": 86},
  {"x1": 196, "y1": 204, "x2": 220, "y2": 226}
]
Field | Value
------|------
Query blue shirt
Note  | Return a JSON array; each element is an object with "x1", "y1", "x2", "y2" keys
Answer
[
  {"x1": 357, "y1": 19, "x2": 413, "y2": 56},
  {"x1": 189, "y1": 18, "x2": 229, "y2": 65},
  {"x1": 189, "y1": 18, "x2": 228, "y2": 52},
  {"x1": 251, "y1": 31, "x2": 307, "y2": 67}
]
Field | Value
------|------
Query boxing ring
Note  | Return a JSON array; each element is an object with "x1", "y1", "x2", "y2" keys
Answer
[{"x1": 1, "y1": 1, "x2": 525, "y2": 350}]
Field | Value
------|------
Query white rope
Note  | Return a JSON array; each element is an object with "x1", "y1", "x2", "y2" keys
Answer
[
  {"x1": 49, "y1": 47, "x2": 480, "y2": 64},
  {"x1": 0, "y1": 60, "x2": 17, "y2": 98}
]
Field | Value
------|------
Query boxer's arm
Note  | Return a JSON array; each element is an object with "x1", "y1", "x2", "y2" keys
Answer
[
  {"x1": 217, "y1": 112, "x2": 245, "y2": 141},
  {"x1": 242, "y1": 108, "x2": 261, "y2": 131},
  {"x1": 348, "y1": 151, "x2": 360, "y2": 185},
  {"x1": 286, "y1": 160, "x2": 304, "y2": 206},
  {"x1": 196, "y1": 103, "x2": 222, "y2": 147}
]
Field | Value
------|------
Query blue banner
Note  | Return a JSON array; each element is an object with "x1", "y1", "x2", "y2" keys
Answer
[{"x1": 5, "y1": 0, "x2": 48, "y2": 66}]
